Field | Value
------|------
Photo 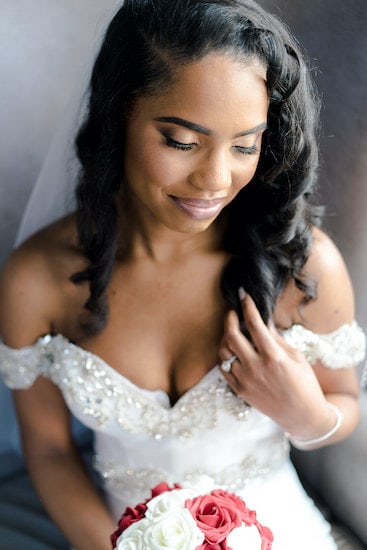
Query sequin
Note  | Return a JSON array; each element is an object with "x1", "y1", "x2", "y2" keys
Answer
[
  {"x1": 94, "y1": 435, "x2": 289, "y2": 497},
  {"x1": 0, "y1": 322, "x2": 365, "y2": 439},
  {"x1": 280, "y1": 321, "x2": 365, "y2": 369},
  {"x1": 0, "y1": 335, "x2": 251, "y2": 439}
]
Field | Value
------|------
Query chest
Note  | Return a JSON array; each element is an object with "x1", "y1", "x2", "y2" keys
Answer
[{"x1": 80, "y1": 254, "x2": 228, "y2": 403}]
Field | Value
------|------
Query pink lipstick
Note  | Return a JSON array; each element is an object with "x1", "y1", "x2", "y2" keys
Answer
[{"x1": 170, "y1": 196, "x2": 224, "y2": 220}]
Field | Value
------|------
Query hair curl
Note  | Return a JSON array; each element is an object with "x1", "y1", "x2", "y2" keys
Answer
[{"x1": 73, "y1": 0, "x2": 322, "y2": 334}]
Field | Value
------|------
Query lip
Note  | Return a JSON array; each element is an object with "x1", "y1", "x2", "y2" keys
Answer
[{"x1": 169, "y1": 196, "x2": 225, "y2": 220}]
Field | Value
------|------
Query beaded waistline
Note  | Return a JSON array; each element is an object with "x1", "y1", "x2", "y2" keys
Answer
[{"x1": 94, "y1": 441, "x2": 289, "y2": 498}]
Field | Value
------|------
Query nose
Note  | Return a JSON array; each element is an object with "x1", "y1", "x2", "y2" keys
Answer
[{"x1": 190, "y1": 149, "x2": 232, "y2": 193}]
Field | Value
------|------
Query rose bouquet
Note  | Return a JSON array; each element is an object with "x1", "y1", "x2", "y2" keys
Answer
[{"x1": 111, "y1": 482, "x2": 273, "y2": 549}]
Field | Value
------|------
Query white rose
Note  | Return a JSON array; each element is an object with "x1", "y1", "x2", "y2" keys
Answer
[
  {"x1": 182, "y1": 474, "x2": 217, "y2": 494},
  {"x1": 143, "y1": 508, "x2": 204, "y2": 550},
  {"x1": 115, "y1": 518, "x2": 147, "y2": 550},
  {"x1": 226, "y1": 523, "x2": 262, "y2": 550},
  {"x1": 145, "y1": 489, "x2": 195, "y2": 520}
]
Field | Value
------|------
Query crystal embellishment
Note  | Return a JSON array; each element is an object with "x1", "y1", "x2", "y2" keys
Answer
[
  {"x1": 0, "y1": 321, "x2": 365, "y2": 438},
  {"x1": 0, "y1": 335, "x2": 251, "y2": 439},
  {"x1": 94, "y1": 434, "x2": 289, "y2": 499},
  {"x1": 281, "y1": 321, "x2": 366, "y2": 369}
]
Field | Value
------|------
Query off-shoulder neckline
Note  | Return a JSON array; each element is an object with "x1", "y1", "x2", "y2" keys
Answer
[{"x1": 1, "y1": 321, "x2": 362, "y2": 407}]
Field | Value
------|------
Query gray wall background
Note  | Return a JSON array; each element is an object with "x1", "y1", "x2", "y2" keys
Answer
[{"x1": 267, "y1": 0, "x2": 367, "y2": 330}]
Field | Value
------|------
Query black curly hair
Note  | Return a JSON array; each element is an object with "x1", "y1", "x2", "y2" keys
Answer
[{"x1": 73, "y1": 0, "x2": 322, "y2": 334}]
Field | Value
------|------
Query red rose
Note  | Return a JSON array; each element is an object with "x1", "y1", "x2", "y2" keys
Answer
[
  {"x1": 212, "y1": 490, "x2": 258, "y2": 526},
  {"x1": 151, "y1": 481, "x2": 182, "y2": 498},
  {"x1": 186, "y1": 489, "x2": 243, "y2": 544},
  {"x1": 255, "y1": 521, "x2": 274, "y2": 550}
]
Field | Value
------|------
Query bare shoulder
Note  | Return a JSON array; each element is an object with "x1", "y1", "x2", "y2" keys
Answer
[
  {"x1": 275, "y1": 227, "x2": 355, "y2": 332},
  {"x1": 0, "y1": 215, "x2": 88, "y2": 347},
  {"x1": 299, "y1": 226, "x2": 355, "y2": 332}
]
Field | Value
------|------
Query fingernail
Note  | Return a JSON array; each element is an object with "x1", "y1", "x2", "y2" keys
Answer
[{"x1": 238, "y1": 287, "x2": 246, "y2": 301}]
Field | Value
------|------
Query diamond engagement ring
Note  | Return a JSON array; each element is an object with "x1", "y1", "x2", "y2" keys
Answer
[{"x1": 220, "y1": 355, "x2": 237, "y2": 373}]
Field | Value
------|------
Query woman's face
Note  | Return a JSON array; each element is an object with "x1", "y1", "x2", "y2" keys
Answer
[{"x1": 124, "y1": 53, "x2": 269, "y2": 235}]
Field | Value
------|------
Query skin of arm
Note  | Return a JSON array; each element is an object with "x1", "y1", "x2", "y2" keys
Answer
[
  {"x1": 220, "y1": 227, "x2": 361, "y2": 449},
  {"x1": 0, "y1": 238, "x2": 116, "y2": 550}
]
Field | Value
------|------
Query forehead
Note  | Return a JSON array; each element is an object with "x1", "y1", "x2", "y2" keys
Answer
[{"x1": 131, "y1": 53, "x2": 269, "y2": 134}]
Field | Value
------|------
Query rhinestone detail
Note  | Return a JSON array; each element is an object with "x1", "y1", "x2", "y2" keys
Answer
[
  {"x1": 281, "y1": 321, "x2": 365, "y2": 369},
  {"x1": 0, "y1": 321, "x2": 365, "y2": 437},
  {"x1": 94, "y1": 436, "x2": 289, "y2": 496},
  {"x1": 0, "y1": 335, "x2": 251, "y2": 439}
]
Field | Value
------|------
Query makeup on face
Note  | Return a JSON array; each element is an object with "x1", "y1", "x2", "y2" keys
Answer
[{"x1": 123, "y1": 54, "x2": 269, "y2": 235}]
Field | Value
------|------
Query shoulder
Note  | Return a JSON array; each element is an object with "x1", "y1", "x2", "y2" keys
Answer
[
  {"x1": 275, "y1": 227, "x2": 355, "y2": 333},
  {"x1": 297, "y1": 226, "x2": 354, "y2": 332},
  {"x1": 305, "y1": 227, "x2": 350, "y2": 281},
  {"x1": 0, "y1": 215, "x2": 88, "y2": 347}
]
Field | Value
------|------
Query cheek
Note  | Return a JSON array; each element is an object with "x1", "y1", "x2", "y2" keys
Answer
[
  {"x1": 141, "y1": 153, "x2": 180, "y2": 192},
  {"x1": 125, "y1": 139, "x2": 161, "y2": 191},
  {"x1": 138, "y1": 151, "x2": 188, "y2": 194}
]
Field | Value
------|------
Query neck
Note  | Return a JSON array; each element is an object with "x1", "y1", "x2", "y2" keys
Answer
[
  {"x1": 117, "y1": 190, "x2": 224, "y2": 264},
  {"x1": 124, "y1": 220, "x2": 222, "y2": 263}
]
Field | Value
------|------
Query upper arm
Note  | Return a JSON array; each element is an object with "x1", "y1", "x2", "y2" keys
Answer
[
  {"x1": 0, "y1": 248, "x2": 54, "y2": 346},
  {"x1": 299, "y1": 228, "x2": 360, "y2": 396},
  {"x1": 300, "y1": 227, "x2": 355, "y2": 332},
  {"x1": 0, "y1": 244, "x2": 73, "y2": 455},
  {"x1": 12, "y1": 377, "x2": 74, "y2": 460}
]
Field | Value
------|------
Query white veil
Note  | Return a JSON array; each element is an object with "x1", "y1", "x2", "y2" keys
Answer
[
  {"x1": 15, "y1": 1, "x2": 121, "y2": 248},
  {"x1": 15, "y1": 92, "x2": 84, "y2": 247}
]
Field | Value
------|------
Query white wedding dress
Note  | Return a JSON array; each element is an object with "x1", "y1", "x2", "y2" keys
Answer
[{"x1": 0, "y1": 321, "x2": 365, "y2": 549}]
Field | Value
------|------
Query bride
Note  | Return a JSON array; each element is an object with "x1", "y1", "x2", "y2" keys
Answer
[{"x1": 0, "y1": 1, "x2": 365, "y2": 548}]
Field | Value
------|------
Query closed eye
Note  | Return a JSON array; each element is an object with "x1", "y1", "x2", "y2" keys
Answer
[
  {"x1": 165, "y1": 135, "x2": 196, "y2": 151},
  {"x1": 233, "y1": 144, "x2": 258, "y2": 155}
]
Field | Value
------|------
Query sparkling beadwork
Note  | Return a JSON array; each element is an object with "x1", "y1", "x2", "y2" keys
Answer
[
  {"x1": 281, "y1": 321, "x2": 366, "y2": 369},
  {"x1": 110, "y1": 376, "x2": 251, "y2": 439},
  {"x1": 94, "y1": 436, "x2": 289, "y2": 497},
  {"x1": 0, "y1": 335, "x2": 252, "y2": 439},
  {"x1": 0, "y1": 321, "x2": 365, "y2": 438}
]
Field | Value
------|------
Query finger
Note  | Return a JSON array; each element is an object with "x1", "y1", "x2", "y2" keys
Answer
[
  {"x1": 218, "y1": 337, "x2": 236, "y2": 363},
  {"x1": 239, "y1": 289, "x2": 278, "y2": 356},
  {"x1": 268, "y1": 320, "x2": 285, "y2": 343},
  {"x1": 224, "y1": 309, "x2": 257, "y2": 359},
  {"x1": 219, "y1": 354, "x2": 238, "y2": 374},
  {"x1": 218, "y1": 318, "x2": 237, "y2": 358},
  {"x1": 268, "y1": 320, "x2": 301, "y2": 355}
]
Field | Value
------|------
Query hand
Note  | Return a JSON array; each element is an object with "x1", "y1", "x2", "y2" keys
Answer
[{"x1": 219, "y1": 290, "x2": 333, "y2": 439}]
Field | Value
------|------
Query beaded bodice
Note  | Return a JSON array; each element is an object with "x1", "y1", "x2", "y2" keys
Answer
[{"x1": 0, "y1": 321, "x2": 365, "y2": 514}]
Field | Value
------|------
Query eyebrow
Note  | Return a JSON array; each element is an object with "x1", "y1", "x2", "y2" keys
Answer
[{"x1": 154, "y1": 116, "x2": 267, "y2": 138}]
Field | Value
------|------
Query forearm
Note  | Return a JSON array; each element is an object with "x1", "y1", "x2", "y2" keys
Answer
[
  {"x1": 325, "y1": 393, "x2": 360, "y2": 442},
  {"x1": 26, "y1": 448, "x2": 115, "y2": 550},
  {"x1": 286, "y1": 393, "x2": 360, "y2": 451}
]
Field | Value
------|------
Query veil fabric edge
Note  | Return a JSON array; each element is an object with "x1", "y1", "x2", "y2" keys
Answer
[{"x1": 15, "y1": 1, "x2": 122, "y2": 248}]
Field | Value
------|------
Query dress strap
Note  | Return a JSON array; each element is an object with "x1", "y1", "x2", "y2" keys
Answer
[
  {"x1": 281, "y1": 320, "x2": 366, "y2": 369},
  {"x1": 0, "y1": 335, "x2": 54, "y2": 389}
]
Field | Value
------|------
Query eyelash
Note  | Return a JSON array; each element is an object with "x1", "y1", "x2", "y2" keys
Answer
[
  {"x1": 165, "y1": 135, "x2": 196, "y2": 151},
  {"x1": 233, "y1": 144, "x2": 258, "y2": 155},
  {"x1": 164, "y1": 135, "x2": 258, "y2": 155}
]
